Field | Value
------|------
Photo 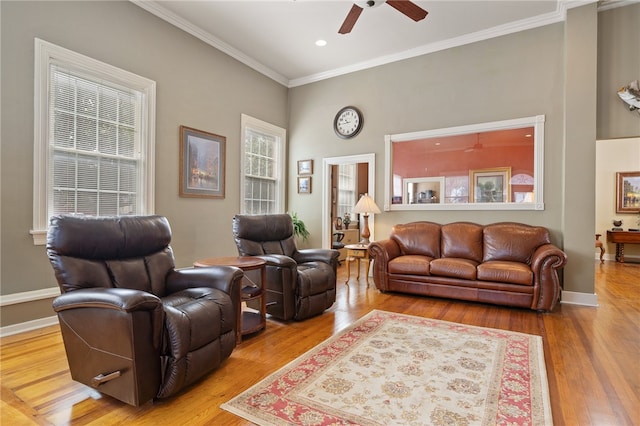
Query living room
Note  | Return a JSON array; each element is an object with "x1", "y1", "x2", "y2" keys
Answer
[{"x1": 1, "y1": 0, "x2": 639, "y2": 424}]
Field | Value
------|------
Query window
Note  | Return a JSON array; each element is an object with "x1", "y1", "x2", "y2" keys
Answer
[
  {"x1": 32, "y1": 39, "x2": 156, "y2": 244},
  {"x1": 337, "y1": 164, "x2": 356, "y2": 218},
  {"x1": 240, "y1": 114, "x2": 286, "y2": 215}
]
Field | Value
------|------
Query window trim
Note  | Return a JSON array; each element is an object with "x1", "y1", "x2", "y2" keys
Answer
[
  {"x1": 240, "y1": 114, "x2": 286, "y2": 215},
  {"x1": 32, "y1": 38, "x2": 156, "y2": 245}
]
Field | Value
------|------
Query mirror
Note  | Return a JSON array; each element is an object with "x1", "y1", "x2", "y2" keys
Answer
[{"x1": 384, "y1": 115, "x2": 545, "y2": 211}]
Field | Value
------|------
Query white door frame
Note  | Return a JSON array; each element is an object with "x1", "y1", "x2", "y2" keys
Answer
[{"x1": 322, "y1": 153, "x2": 376, "y2": 249}]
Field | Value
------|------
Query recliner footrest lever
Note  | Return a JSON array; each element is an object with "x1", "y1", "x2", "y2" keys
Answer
[{"x1": 91, "y1": 371, "x2": 122, "y2": 387}]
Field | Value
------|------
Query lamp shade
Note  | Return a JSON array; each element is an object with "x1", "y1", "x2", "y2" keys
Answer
[{"x1": 352, "y1": 193, "x2": 381, "y2": 215}]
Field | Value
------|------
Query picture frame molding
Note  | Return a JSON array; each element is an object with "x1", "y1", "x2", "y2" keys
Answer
[{"x1": 179, "y1": 125, "x2": 225, "y2": 199}]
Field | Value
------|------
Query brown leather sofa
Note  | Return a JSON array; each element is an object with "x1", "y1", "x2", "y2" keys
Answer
[
  {"x1": 232, "y1": 214, "x2": 340, "y2": 321},
  {"x1": 47, "y1": 215, "x2": 243, "y2": 406},
  {"x1": 369, "y1": 221, "x2": 567, "y2": 312}
]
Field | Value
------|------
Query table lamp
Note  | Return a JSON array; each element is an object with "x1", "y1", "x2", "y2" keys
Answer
[{"x1": 352, "y1": 193, "x2": 381, "y2": 245}]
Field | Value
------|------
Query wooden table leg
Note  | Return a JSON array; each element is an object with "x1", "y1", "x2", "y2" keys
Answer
[{"x1": 616, "y1": 243, "x2": 625, "y2": 263}]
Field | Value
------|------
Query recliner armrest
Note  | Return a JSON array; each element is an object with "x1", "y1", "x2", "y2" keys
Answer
[
  {"x1": 294, "y1": 249, "x2": 339, "y2": 265},
  {"x1": 255, "y1": 254, "x2": 297, "y2": 268},
  {"x1": 52, "y1": 287, "x2": 162, "y2": 313},
  {"x1": 167, "y1": 266, "x2": 243, "y2": 296},
  {"x1": 167, "y1": 267, "x2": 244, "y2": 321}
]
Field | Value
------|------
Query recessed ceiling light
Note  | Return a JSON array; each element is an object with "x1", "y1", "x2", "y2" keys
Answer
[{"x1": 315, "y1": 39, "x2": 327, "y2": 47}]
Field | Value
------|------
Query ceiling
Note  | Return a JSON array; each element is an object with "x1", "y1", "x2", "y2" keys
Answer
[{"x1": 131, "y1": 1, "x2": 620, "y2": 88}]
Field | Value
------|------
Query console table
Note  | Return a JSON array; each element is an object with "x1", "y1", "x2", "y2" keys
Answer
[
  {"x1": 606, "y1": 231, "x2": 640, "y2": 263},
  {"x1": 193, "y1": 256, "x2": 266, "y2": 343}
]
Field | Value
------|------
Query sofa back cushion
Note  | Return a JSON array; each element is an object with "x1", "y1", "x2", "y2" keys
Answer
[
  {"x1": 441, "y1": 222, "x2": 483, "y2": 262},
  {"x1": 391, "y1": 221, "x2": 441, "y2": 258},
  {"x1": 483, "y1": 222, "x2": 551, "y2": 264}
]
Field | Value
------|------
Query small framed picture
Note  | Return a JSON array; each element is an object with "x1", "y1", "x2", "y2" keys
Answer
[
  {"x1": 297, "y1": 159, "x2": 313, "y2": 175},
  {"x1": 298, "y1": 176, "x2": 312, "y2": 194}
]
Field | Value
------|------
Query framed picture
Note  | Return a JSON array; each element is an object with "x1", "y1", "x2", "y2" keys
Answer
[
  {"x1": 470, "y1": 167, "x2": 511, "y2": 203},
  {"x1": 298, "y1": 159, "x2": 313, "y2": 175},
  {"x1": 298, "y1": 176, "x2": 312, "y2": 194},
  {"x1": 616, "y1": 171, "x2": 640, "y2": 213},
  {"x1": 179, "y1": 125, "x2": 225, "y2": 198}
]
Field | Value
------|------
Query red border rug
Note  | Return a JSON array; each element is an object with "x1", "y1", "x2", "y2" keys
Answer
[{"x1": 221, "y1": 310, "x2": 552, "y2": 425}]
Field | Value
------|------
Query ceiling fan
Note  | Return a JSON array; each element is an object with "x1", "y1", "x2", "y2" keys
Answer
[{"x1": 339, "y1": 0, "x2": 428, "y2": 34}]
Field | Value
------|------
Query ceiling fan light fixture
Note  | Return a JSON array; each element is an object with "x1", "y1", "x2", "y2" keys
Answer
[{"x1": 356, "y1": 0, "x2": 386, "y2": 9}]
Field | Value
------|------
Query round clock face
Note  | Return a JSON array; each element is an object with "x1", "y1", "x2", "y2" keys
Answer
[{"x1": 334, "y1": 106, "x2": 363, "y2": 139}]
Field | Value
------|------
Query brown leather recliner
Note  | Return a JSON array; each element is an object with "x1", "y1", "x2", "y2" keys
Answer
[
  {"x1": 232, "y1": 214, "x2": 339, "y2": 321},
  {"x1": 47, "y1": 215, "x2": 243, "y2": 406}
]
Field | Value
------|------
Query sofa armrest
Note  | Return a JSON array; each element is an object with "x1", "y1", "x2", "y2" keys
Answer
[
  {"x1": 368, "y1": 239, "x2": 402, "y2": 292},
  {"x1": 294, "y1": 248, "x2": 340, "y2": 265},
  {"x1": 530, "y1": 243, "x2": 568, "y2": 311}
]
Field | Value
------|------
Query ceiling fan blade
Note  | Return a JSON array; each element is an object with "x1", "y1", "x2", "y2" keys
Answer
[
  {"x1": 339, "y1": 4, "x2": 364, "y2": 34},
  {"x1": 386, "y1": 0, "x2": 428, "y2": 22}
]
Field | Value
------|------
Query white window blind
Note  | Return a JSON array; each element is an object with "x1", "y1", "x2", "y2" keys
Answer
[
  {"x1": 32, "y1": 39, "x2": 156, "y2": 245},
  {"x1": 337, "y1": 163, "x2": 356, "y2": 218},
  {"x1": 49, "y1": 66, "x2": 142, "y2": 216},
  {"x1": 240, "y1": 114, "x2": 286, "y2": 215}
]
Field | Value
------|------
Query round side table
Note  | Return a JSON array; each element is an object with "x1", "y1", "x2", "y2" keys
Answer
[{"x1": 193, "y1": 256, "x2": 266, "y2": 343}]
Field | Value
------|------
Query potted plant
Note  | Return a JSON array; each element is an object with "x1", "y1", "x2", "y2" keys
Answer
[
  {"x1": 290, "y1": 212, "x2": 310, "y2": 241},
  {"x1": 343, "y1": 212, "x2": 351, "y2": 229}
]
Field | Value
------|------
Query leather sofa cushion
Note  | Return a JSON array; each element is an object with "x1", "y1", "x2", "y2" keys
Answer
[
  {"x1": 430, "y1": 258, "x2": 478, "y2": 280},
  {"x1": 477, "y1": 261, "x2": 533, "y2": 285},
  {"x1": 388, "y1": 255, "x2": 431, "y2": 275},
  {"x1": 483, "y1": 222, "x2": 550, "y2": 263},
  {"x1": 441, "y1": 222, "x2": 483, "y2": 262},
  {"x1": 391, "y1": 222, "x2": 441, "y2": 258}
]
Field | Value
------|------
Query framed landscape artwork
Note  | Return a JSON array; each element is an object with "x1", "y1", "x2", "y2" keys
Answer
[
  {"x1": 297, "y1": 159, "x2": 313, "y2": 175},
  {"x1": 179, "y1": 126, "x2": 225, "y2": 199},
  {"x1": 616, "y1": 171, "x2": 640, "y2": 213},
  {"x1": 298, "y1": 176, "x2": 311, "y2": 194}
]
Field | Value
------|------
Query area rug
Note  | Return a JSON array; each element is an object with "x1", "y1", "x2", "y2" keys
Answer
[{"x1": 221, "y1": 309, "x2": 552, "y2": 426}]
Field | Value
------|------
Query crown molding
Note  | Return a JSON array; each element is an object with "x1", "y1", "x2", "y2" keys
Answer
[
  {"x1": 289, "y1": 8, "x2": 566, "y2": 87},
  {"x1": 132, "y1": 0, "x2": 624, "y2": 88},
  {"x1": 130, "y1": 0, "x2": 290, "y2": 87}
]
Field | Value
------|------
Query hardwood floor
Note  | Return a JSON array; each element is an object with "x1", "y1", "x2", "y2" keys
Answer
[{"x1": 1, "y1": 260, "x2": 638, "y2": 425}]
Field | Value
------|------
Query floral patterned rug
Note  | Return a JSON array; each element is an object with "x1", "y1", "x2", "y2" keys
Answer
[{"x1": 221, "y1": 310, "x2": 552, "y2": 425}]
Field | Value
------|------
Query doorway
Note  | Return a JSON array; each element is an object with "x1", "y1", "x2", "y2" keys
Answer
[{"x1": 322, "y1": 153, "x2": 376, "y2": 249}]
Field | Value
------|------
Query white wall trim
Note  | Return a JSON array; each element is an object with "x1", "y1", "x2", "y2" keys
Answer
[
  {"x1": 561, "y1": 290, "x2": 599, "y2": 307},
  {"x1": 0, "y1": 316, "x2": 59, "y2": 338},
  {"x1": 0, "y1": 287, "x2": 60, "y2": 306}
]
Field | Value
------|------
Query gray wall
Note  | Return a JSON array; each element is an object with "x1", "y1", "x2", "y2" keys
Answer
[
  {"x1": 597, "y1": 4, "x2": 640, "y2": 139},
  {"x1": 0, "y1": 1, "x2": 288, "y2": 327},
  {"x1": 1, "y1": 2, "x2": 638, "y2": 330},
  {"x1": 287, "y1": 4, "x2": 637, "y2": 298}
]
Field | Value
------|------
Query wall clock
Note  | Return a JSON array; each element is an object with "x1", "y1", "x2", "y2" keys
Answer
[{"x1": 334, "y1": 106, "x2": 363, "y2": 139}]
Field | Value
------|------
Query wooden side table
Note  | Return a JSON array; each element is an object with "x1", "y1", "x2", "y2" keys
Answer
[
  {"x1": 345, "y1": 243, "x2": 370, "y2": 287},
  {"x1": 193, "y1": 256, "x2": 266, "y2": 343}
]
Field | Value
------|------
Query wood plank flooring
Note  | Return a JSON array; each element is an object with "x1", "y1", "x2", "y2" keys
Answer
[{"x1": 1, "y1": 260, "x2": 638, "y2": 425}]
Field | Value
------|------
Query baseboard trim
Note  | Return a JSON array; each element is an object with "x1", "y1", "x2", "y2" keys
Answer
[
  {"x1": 0, "y1": 315, "x2": 59, "y2": 338},
  {"x1": 561, "y1": 291, "x2": 599, "y2": 307},
  {"x1": 0, "y1": 287, "x2": 60, "y2": 306}
]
